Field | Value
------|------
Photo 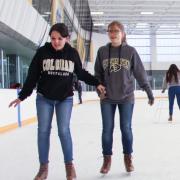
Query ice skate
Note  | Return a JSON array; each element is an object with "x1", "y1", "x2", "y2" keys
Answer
[
  {"x1": 100, "y1": 155, "x2": 111, "y2": 174},
  {"x1": 168, "y1": 115, "x2": 173, "y2": 122},
  {"x1": 65, "y1": 162, "x2": 76, "y2": 180},
  {"x1": 124, "y1": 154, "x2": 134, "y2": 173},
  {"x1": 34, "y1": 163, "x2": 48, "y2": 180}
]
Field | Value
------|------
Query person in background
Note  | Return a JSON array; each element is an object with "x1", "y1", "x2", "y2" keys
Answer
[
  {"x1": 9, "y1": 23, "x2": 105, "y2": 180},
  {"x1": 74, "y1": 80, "x2": 82, "y2": 104},
  {"x1": 94, "y1": 21, "x2": 154, "y2": 174},
  {"x1": 10, "y1": 82, "x2": 22, "y2": 89},
  {"x1": 162, "y1": 64, "x2": 180, "y2": 121}
]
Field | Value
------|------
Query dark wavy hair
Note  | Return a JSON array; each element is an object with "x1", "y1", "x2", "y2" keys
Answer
[
  {"x1": 166, "y1": 64, "x2": 180, "y2": 83},
  {"x1": 49, "y1": 23, "x2": 69, "y2": 37}
]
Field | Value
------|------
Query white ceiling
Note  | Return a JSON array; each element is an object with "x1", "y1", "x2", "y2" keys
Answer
[{"x1": 88, "y1": 0, "x2": 180, "y2": 34}]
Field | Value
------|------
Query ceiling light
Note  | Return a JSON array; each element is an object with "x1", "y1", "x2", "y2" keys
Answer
[
  {"x1": 91, "y1": 11, "x2": 104, "y2": 15},
  {"x1": 160, "y1": 25, "x2": 177, "y2": 28},
  {"x1": 44, "y1": 11, "x2": 51, "y2": 15},
  {"x1": 136, "y1": 23, "x2": 149, "y2": 28},
  {"x1": 94, "y1": 23, "x2": 105, "y2": 26},
  {"x1": 41, "y1": 14, "x2": 49, "y2": 17},
  {"x1": 140, "y1": 11, "x2": 154, "y2": 15}
]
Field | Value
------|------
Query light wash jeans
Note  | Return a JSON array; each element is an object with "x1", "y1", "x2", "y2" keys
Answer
[
  {"x1": 168, "y1": 86, "x2": 180, "y2": 115},
  {"x1": 100, "y1": 102, "x2": 134, "y2": 155},
  {"x1": 36, "y1": 93, "x2": 73, "y2": 164}
]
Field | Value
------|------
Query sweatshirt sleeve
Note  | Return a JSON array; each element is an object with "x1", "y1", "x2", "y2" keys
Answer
[
  {"x1": 73, "y1": 49, "x2": 100, "y2": 86},
  {"x1": 94, "y1": 49, "x2": 104, "y2": 84},
  {"x1": 18, "y1": 50, "x2": 41, "y2": 101},
  {"x1": 132, "y1": 49, "x2": 154, "y2": 100}
]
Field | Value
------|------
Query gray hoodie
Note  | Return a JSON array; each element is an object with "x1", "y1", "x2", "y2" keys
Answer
[{"x1": 94, "y1": 42, "x2": 154, "y2": 103}]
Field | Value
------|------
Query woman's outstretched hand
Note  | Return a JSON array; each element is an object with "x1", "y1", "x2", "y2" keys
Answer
[{"x1": 9, "y1": 98, "x2": 21, "y2": 108}]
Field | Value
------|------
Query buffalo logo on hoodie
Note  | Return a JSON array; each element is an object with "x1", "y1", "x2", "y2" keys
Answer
[{"x1": 102, "y1": 58, "x2": 130, "y2": 73}]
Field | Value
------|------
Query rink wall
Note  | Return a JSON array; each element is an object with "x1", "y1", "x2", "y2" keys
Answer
[{"x1": 0, "y1": 89, "x2": 167, "y2": 134}]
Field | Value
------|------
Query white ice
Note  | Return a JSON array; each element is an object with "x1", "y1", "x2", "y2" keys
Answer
[{"x1": 0, "y1": 98, "x2": 180, "y2": 180}]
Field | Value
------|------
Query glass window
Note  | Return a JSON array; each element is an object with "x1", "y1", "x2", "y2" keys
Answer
[
  {"x1": 128, "y1": 38, "x2": 150, "y2": 46},
  {"x1": 157, "y1": 38, "x2": 180, "y2": 46},
  {"x1": 157, "y1": 35, "x2": 180, "y2": 62},
  {"x1": 157, "y1": 47, "x2": 180, "y2": 54},
  {"x1": 157, "y1": 55, "x2": 180, "y2": 62},
  {"x1": 0, "y1": 49, "x2": 2, "y2": 88},
  {"x1": 135, "y1": 47, "x2": 150, "y2": 54},
  {"x1": 0, "y1": 54, "x2": 32, "y2": 88},
  {"x1": 4, "y1": 57, "x2": 9, "y2": 88},
  {"x1": 0, "y1": 50, "x2": 9, "y2": 88},
  {"x1": 127, "y1": 35, "x2": 151, "y2": 62},
  {"x1": 139, "y1": 55, "x2": 150, "y2": 62},
  {"x1": 6, "y1": 55, "x2": 18, "y2": 88},
  {"x1": 19, "y1": 56, "x2": 31, "y2": 84}
]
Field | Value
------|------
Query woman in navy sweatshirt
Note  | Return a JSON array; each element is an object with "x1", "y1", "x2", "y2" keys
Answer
[{"x1": 9, "y1": 23, "x2": 105, "y2": 180}]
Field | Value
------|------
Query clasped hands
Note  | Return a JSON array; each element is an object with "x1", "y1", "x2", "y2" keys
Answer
[{"x1": 96, "y1": 84, "x2": 106, "y2": 99}]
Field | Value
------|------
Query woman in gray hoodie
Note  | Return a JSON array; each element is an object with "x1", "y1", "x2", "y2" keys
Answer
[{"x1": 94, "y1": 21, "x2": 154, "y2": 174}]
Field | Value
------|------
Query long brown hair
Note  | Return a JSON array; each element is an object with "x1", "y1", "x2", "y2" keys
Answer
[
  {"x1": 166, "y1": 64, "x2": 179, "y2": 83},
  {"x1": 107, "y1": 21, "x2": 126, "y2": 43}
]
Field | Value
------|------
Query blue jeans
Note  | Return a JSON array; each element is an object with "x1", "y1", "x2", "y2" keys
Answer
[
  {"x1": 168, "y1": 86, "x2": 180, "y2": 116},
  {"x1": 36, "y1": 94, "x2": 73, "y2": 164},
  {"x1": 100, "y1": 102, "x2": 134, "y2": 155}
]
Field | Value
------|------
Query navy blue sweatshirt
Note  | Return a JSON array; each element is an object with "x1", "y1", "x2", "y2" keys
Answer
[{"x1": 18, "y1": 42, "x2": 99, "y2": 101}]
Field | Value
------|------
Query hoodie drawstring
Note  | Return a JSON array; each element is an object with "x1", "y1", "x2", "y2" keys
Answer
[{"x1": 108, "y1": 44, "x2": 111, "y2": 76}]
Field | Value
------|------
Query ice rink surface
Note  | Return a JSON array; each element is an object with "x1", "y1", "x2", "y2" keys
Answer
[{"x1": 1, "y1": 98, "x2": 180, "y2": 180}]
